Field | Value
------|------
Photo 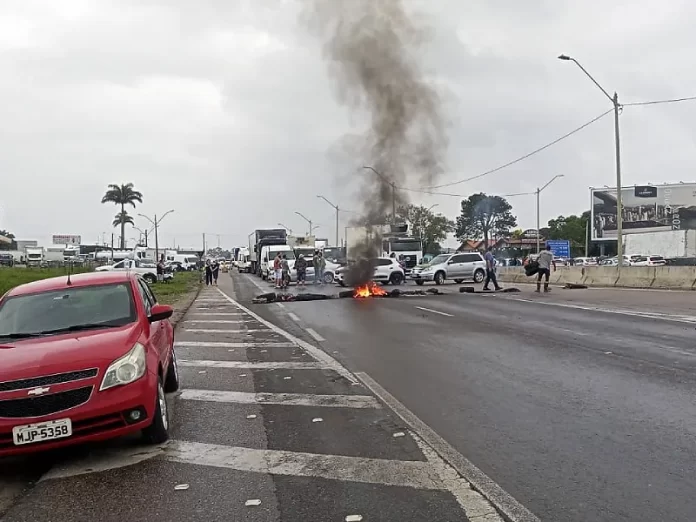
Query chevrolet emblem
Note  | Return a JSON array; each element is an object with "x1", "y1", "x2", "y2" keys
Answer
[{"x1": 27, "y1": 387, "x2": 50, "y2": 396}]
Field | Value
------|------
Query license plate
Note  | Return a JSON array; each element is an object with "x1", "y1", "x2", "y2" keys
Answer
[{"x1": 12, "y1": 418, "x2": 72, "y2": 446}]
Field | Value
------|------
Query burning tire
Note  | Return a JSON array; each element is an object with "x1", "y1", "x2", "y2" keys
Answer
[
  {"x1": 389, "y1": 272, "x2": 404, "y2": 285},
  {"x1": 473, "y1": 269, "x2": 485, "y2": 283},
  {"x1": 434, "y1": 271, "x2": 445, "y2": 285}
]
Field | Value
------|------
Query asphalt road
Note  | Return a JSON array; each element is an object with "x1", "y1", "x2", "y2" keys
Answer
[
  {"x1": 238, "y1": 273, "x2": 696, "y2": 522},
  {"x1": 0, "y1": 276, "x2": 500, "y2": 522}
]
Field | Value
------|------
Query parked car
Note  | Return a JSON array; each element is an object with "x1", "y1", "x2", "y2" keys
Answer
[
  {"x1": 290, "y1": 258, "x2": 341, "y2": 284},
  {"x1": 0, "y1": 254, "x2": 14, "y2": 267},
  {"x1": 95, "y1": 258, "x2": 172, "y2": 284},
  {"x1": 336, "y1": 257, "x2": 405, "y2": 286},
  {"x1": 632, "y1": 255, "x2": 667, "y2": 267},
  {"x1": 409, "y1": 252, "x2": 486, "y2": 285},
  {"x1": 0, "y1": 271, "x2": 178, "y2": 456}
]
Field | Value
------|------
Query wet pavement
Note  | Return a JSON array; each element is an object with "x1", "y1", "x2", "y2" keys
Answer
[{"x1": 0, "y1": 276, "x2": 501, "y2": 522}]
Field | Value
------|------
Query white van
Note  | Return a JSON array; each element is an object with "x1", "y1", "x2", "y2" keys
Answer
[
  {"x1": 166, "y1": 253, "x2": 199, "y2": 271},
  {"x1": 260, "y1": 245, "x2": 296, "y2": 280}
]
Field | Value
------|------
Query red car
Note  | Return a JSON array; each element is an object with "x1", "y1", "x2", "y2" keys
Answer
[{"x1": 0, "y1": 271, "x2": 178, "y2": 456}]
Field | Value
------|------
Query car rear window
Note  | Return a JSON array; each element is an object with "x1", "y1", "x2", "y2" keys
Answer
[{"x1": 0, "y1": 283, "x2": 136, "y2": 338}]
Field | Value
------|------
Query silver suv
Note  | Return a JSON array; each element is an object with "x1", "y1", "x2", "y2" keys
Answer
[{"x1": 409, "y1": 252, "x2": 486, "y2": 285}]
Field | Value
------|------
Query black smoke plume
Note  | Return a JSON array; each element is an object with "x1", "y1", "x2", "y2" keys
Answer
[{"x1": 303, "y1": 0, "x2": 448, "y2": 286}]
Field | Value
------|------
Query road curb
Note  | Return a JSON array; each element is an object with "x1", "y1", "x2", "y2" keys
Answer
[{"x1": 170, "y1": 281, "x2": 203, "y2": 328}]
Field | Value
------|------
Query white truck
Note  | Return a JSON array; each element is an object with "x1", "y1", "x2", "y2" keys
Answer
[
  {"x1": 624, "y1": 230, "x2": 696, "y2": 259},
  {"x1": 345, "y1": 224, "x2": 423, "y2": 272},
  {"x1": 25, "y1": 247, "x2": 44, "y2": 267}
]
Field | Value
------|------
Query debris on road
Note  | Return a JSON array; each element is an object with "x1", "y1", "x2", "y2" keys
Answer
[
  {"x1": 345, "y1": 515, "x2": 363, "y2": 522},
  {"x1": 392, "y1": 432, "x2": 406, "y2": 438},
  {"x1": 564, "y1": 283, "x2": 588, "y2": 289},
  {"x1": 459, "y1": 286, "x2": 520, "y2": 293},
  {"x1": 174, "y1": 484, "x2": 190, "y2": 491},
  {"x1": 252, "y1": 287, "x2": 444, "y2": 304},
  {"x1": 312, "y1": 417, "x2": 323, "y2": 423},
  {"x1": 246, "y1": 414, "x2": 257, "y2": 419},
  {"x1": 245, "y1": 499, "x2": 262, "y2": 507}
]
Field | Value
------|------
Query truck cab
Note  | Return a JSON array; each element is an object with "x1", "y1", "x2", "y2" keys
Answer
[{"x1": 260, "y1": 245, "x2": 296, "y2": 280}]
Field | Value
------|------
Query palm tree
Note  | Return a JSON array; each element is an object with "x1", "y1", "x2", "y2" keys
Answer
[{"x1": 101, "y1": 183, "x2": 143, "y2": 249}]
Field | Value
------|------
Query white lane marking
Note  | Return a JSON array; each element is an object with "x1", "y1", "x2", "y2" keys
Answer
[
  {"x1": 179, "y1": 389, "x2": 381, "y2": 409},
  {"x1": 196, "y1": 299, "x2": 229, "y2": 303},
  {"x1": 175, "y1": 341, "x2": 297, "y2": 348},
  {"x1": 356, "y1": 372, "x2": 540, "y2": 522},
  {"x1": 415, "y1": 306, "x2": 454, "y2": 317},
  {"x1": 183, "y1": 329, "x2": 269, "y2": 333},
  {"x1": 216, "y1": 288, "x2": 358, "y2": 384},
  {"x1": 165, "y1": 440, "x2": 440, "y2": 490},
  {"x1": 306, "y1": 328, "x2": 326, "y2": 342},
  {"x1": 184, "y1": 319, "x2": 254, "y2": 324},
  {"x1": 192, "y1": 307, "x2": 240, "y2": 311},
  {"x1": 288, "y1": 312, "x2": 301, "y2": 322},
  {"x1": 178, "y1": 360, "x2": 328, "y2": 370},
  {"x1": 276, "y1": 302, "x2": 286, "y2": 309},
  {"x1": 506, "y1": 297, "x2": 696, "y2": 325},
  {"x1": 412, "y1": 434, "x2": 503, "y2": 521},
  {"x1": 187, "y1": 312, "x2": 246, "y2": 317}
]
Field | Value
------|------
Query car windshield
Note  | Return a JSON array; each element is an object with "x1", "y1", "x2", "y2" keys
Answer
[
  {"x1": 0, "y1": 283, "x2": 136, "y2": 338},
  {"x1": 428, "y1": 254, "x2": 450, "y2": 265},
  {"x1": 389, "y1": 240, "x2": 421, "y2": 252},
  {"x1": 272, "y1": 250, "x2": 296, "y2": 260}
]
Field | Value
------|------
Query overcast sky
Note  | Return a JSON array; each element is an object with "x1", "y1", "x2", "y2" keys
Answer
[{"x1": 1, "y1": 0, "x2": 695, "y2": 250}]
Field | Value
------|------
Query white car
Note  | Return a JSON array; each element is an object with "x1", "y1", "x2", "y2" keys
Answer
[
  {"x1": 336, "y1": 257, "x2": 405, "y2": 286},
  {"x1": 632, "y1": 255, "x2": 666, "y2": 267},
  {"x1": 95, "y1": 258, "x2": 172, "y2": 284}
]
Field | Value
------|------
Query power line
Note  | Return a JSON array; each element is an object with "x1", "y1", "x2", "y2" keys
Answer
[
  {"x1": 623, "y1": 95, "x2": 696, "y2": 107},
  {"x1": 422, "y1": 108, "x2": 614, "y2": 190}
]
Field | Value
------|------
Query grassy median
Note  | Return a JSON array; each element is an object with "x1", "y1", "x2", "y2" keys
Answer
[
  {"x1": 151, "y1": 270, "x2": 201, "y2": 305},
  {"x1": 0, "y1": 267, "x2": 201, "y2": 305},
  {"x1": 0, "y1": 266, "x2": 91, "y2": 296}
]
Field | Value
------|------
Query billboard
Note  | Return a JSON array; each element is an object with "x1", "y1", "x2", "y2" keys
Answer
[
  {"x1": 590, "y1": 183, "x2": 696, "y2": 241},
  {"x1": 52, "y1": 235, "x2": 81, "y2": 245},
  {"x1": 546, "y1": 239, "x2": 571, "y2": 258}
]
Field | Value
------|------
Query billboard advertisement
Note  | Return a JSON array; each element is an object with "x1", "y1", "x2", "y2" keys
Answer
[
  {"x1": 590, "y1": 184, "x2": 696, "y2": 241},
  {"x1": 52, "y1": 235, "x2": 81, "y2": 245},
  {"x1": 546, "y1": 239, "x2": 571, "y2": 258}
]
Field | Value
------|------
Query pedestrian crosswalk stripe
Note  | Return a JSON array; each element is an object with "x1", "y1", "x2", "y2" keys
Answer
[
  {"x1": 183, "y1": 320, "x2": 256, "y2": 324},
  {"x1": 175, "y1": 341, "x2": 297, "y2": 348},
  {"x1": 179, "y1": 389, "x2": 381, "y2": 409},
  {"x1": 183, "y1": 328, "x2": 270, "y2": 333},
  {"x1": 178, "y1": 360, "x2": 328, "y2": 370},
  {"x1": 165, "y1": 440, "x2": 441, "y2": 490}
]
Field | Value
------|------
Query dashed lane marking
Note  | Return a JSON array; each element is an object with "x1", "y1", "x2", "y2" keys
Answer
[
  {"x1": 288, "y1": 312, "x2": 301, "y2": 322},
  {"x1": 178, "y1": 360, "x2": 329, "y2": 370},
  {"x1": 306, "y1": 328, "x2": 326, "y2": 342},
  {"x1": 179, "y1": 389, "x2": 381, "y2": 409},
  {"x1": 175, "y1": 341, "x2": 297, "y2": 348},
  {"x1": 184, "y1": 320, "x2": 256, "y2": 324},
  {"x1": 188, "y1": 313, "x2": 246, "y2": 317},
  {"x1": 414, "y1": 306, "x2": 454, "y2": 317}
]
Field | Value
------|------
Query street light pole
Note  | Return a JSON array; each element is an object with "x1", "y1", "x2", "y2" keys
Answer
[
  {"x1": 278, "y1": 223, "x2": 293, "y2": 234},
  {"x1": 317, "y1": 196, "x2": 339, "y2": 246},
  {"x1": 535, "y1": 175, "x2": 565, "y2": 254},
  {"x1": 363, "y1": 166, "x2": 396, "y2": 221},
  {"x1": 294, "y1": 211, "x2": 313, "y2": 236},
  {"x1": 421, "y1": 204, "x2": 439, "y2": 253},
  {"x1": 558, "y1": 54, "x2": 623, "y2": 269},
  {"x1": 139, "y1": 209, "x2": 174, "y2": 265}
]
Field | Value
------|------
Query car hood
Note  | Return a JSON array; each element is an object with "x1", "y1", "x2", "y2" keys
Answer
[{"x1": 0, "y1": 323, "x2": 143, "y2": 381}]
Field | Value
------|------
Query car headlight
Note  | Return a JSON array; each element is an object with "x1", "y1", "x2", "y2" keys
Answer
[{"x1": 100, "y1": 342, "x2": 147, "y2": 391}]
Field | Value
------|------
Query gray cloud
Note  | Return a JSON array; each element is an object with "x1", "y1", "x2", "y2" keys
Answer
[{"x1": 0, "y1": 0, "x2": 695, "y2": 249}]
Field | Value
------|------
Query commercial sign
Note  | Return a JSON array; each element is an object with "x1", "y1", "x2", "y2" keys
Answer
[
  {"x1": 52, "y1": 235, "x2": 81, "y2": 245},
  {"x1": 590, "y1": 183, "x2": 696, "y2": 241},
  {"x1": 546, "y1": 239, "x2": 571, "y2": 258}
]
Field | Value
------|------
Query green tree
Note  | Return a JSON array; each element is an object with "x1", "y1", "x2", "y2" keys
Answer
[
  {"x1": 112, "y1": 211, "x2": 135, "y2": 229},
  {"x1": 547, "y1": 211, "x2": 590, "y2": 256},
  {"x1": 397, "y1": 204, "x2": 454, "y2": 254},
  {"x1": 101, "y1": 183, "x2": 143, "y2": 249},
  {"x1": 0, "y1": 229, "x2": 15, "y2": 251},
  {"x1": 455, "y1": 193, "x2": 517, "y2": 247}
]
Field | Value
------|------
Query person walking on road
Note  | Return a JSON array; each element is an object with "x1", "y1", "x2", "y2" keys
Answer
[
  {"x1": 273, "y1": 252, "x2": 282, "y2": 288},
  {"x1": 313, "y1": 250, "x2": 326, "y2": 285},
  {"x1": 204, "y1": 259, "x2": 213, "y2": 286},
  {"x1": 295, "y1": 254, "x2": 307, "y2": 286},
  {"x1": 483, "y1": 246, "x2": 502, "y2": 291},
  {"x1": 212, "y1": 259, "x2": 220, "y2": 286},
  {"x1": 281, "y1": 254, "x2": 290, "y2": 289},
  {"x1": 536, "y1": 245, "x2": 556, "y2": 293}
]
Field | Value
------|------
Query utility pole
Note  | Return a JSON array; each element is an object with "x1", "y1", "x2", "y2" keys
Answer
[
  {"x1": 202, "y1": 233, "x2": 206, "y2": 254},
  {"x1": 535, "y1": 175, "x2": 565, "y2": 254},
  {"x1": 558, "y1": 54, "x2": 623, "y2": 270},
  {"x1": 317, "y1": 196, "x2": 340, "y2": 246},
  {"x1": 110, "y1": 233, "x2": 114, "y2": 262}
]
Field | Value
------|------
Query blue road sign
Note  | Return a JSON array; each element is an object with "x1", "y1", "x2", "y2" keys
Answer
[{"x1": 546, "y1": 239, "x2": 571, "y2": 258}]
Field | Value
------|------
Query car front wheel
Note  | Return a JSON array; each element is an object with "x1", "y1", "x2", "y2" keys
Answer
[
  {"x1": 473, "y1": 269, "x2": 485, "y2": 283},
  {"x1": 323, "y1": 272, "x2": 335, "y2": 284},
  {"x1": 434, "y1": 271, "x2": 445, "y2": 285},
  {"x1": 389, "y1": 272, "x2": 404, "y2": 285},
  {"x1": 142, "y1": 378, "x2": 170, "y2": 444},
  {"x1": 144, "y1": 273, "x2": 157, "y2": 284}
]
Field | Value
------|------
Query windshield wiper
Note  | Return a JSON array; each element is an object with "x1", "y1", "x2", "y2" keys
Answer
[
  {"x1": 36, "y1": 321, "x2": 125, "y2": 335},
  {"x1": 0, "y1": 332, "x2": 49, "y2": 340}
]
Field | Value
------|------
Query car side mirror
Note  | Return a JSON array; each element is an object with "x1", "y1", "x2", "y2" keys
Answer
[{"x1": 149, "y1": 304, "x2": 173, "y2": 323}]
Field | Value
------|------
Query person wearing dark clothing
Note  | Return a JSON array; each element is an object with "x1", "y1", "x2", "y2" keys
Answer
[
  {"x1": 212, "y1": 260, "x2": 220, "y2": 285},
  {"x1": 482, "y1": 247, "x2": 502, "y2": 291},
  {"x1": 295, "y1": 255, "x2": 307, "y2": 286},
  {"x1": 156, "y1": 255, "x2": 165, "y2": 283},
  {"x1": 205, "y1": 260, "x2": 213, "y2": 286}
]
